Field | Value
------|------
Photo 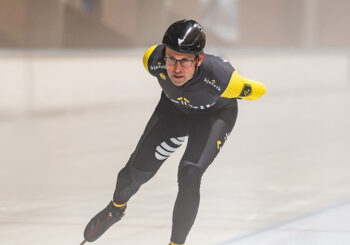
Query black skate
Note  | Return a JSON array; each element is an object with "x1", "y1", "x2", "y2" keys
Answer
[{"x1": 81, "y1": 201, "x2": 126, "y2": 243}]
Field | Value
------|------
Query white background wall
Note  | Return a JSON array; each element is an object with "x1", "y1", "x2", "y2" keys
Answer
[{"x1": 0, "y1": 51, "x2": 349, "y2": 116}]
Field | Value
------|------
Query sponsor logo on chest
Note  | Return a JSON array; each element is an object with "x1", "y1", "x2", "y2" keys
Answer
[
  {"x1": 164, "y1": 93, "x2": 216, "y2": 110},
  {"x1": 204, "y1": 77, "x2": 222, "y2": 92}
]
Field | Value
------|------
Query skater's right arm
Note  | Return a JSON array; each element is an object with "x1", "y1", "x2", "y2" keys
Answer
[{"x1": 143, "y1": 45, "x2": 166, "y2": 77}]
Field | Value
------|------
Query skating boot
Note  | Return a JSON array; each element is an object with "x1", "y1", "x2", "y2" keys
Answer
[{"x1": 81, "y1": 201, "x2": 126, "y2": 244}]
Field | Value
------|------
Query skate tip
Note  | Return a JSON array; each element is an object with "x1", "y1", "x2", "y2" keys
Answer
[{"x1": 80, "y1": 240, "x2": 86, "y2": 245}]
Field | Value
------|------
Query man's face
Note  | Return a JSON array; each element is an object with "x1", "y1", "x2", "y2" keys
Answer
[{"x1": 164, "y1": 47, "x2": 204, "y2": 86}]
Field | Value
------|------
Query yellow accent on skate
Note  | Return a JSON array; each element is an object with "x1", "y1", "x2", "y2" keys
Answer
[
  {"x1": 169, "y1": 242, "x2": 184, "y2": 245},
  {"x1": 113, "y1": 202, "x2": 127, "y2": 208}
]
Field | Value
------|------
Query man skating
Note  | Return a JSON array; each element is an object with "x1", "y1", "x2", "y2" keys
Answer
[{"x1": 81, "y1": 19, "x2": 266, "y2": 245}]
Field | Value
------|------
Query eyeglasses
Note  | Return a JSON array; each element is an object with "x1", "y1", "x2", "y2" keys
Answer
[{"x1": 164, "y1": 57, "x2": 197, "y2": 68}]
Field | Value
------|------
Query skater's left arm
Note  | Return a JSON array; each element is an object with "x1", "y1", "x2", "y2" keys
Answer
[{"x1": 220, "y1": 70, "x2": 266, "y2": 100}]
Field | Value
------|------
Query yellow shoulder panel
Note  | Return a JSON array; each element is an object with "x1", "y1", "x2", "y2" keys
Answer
[
  {"x1": 143, "y1": 45, "x2": 158, "y2": 73},
  {"x1": 220, "y1": 71, "x2": 266, "y2": 100}
]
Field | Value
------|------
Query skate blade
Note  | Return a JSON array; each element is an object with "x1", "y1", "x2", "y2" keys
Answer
[{"x1": 80, "y1": 240, "x2": 86, "y2": 245}]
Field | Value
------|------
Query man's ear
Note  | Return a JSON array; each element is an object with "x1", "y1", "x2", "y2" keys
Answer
[{"x1": 197, "y1": 52, "x2": 205, "y2": 66}]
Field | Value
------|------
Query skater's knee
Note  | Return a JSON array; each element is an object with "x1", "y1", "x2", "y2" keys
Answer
[
  {"x1": 116, "y1": 166, "x2": 131, "y2": 187},
  {"x1": 114, "y1": 164, "x2": 156, "y2": 202},
  {"x1": 128, "y1": 164, "x2": 156, "y2": 185},
  {"x1": 118, "y1": 164, "x2": 156, "y2": 186},
  {"x1": 178, "y1": 161, "x2": 203, "y2": 189}
]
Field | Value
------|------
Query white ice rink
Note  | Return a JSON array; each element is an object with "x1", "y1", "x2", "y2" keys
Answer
[{"x1": 1, "y1": 64, "x2": 350, "y2": 244}]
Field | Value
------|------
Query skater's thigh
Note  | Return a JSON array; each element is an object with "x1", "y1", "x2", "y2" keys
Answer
[
  {"x1": 181, "y1": 105, "x2": 238, "y2": 172},
  {"x1": 130, "y1": 102, "x2": 187, "y2": 172}
]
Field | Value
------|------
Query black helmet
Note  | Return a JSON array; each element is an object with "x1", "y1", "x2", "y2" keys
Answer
[{"x1": 162, "y1": 19, "x2": 206, "y2": 55}]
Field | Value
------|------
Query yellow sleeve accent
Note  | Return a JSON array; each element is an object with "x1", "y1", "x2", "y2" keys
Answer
[
  {"x1": 143, "y1": 45, "x2": 158, "y2": 73},
  {"x1": 220, "y1": 71, "x2": 266, "y2": 100}
]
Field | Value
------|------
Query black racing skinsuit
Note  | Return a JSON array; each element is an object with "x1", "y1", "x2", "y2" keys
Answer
[{"x1": 112, "y1": 44, "x2": 265, "y2": 244}]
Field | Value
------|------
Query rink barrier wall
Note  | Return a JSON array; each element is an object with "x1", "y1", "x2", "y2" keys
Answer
[{"x1": 0, "y1": 52, "x2": 349, "y2": 116}]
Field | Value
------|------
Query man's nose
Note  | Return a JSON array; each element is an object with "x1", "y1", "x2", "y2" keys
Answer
[{"x1": 174, "y1": 61, "x2": 182, "y2": 72}]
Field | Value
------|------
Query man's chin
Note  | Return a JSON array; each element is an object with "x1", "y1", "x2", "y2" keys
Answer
[{"x1": 170, "y1": 77, "x2": 187, "y2": 86}]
